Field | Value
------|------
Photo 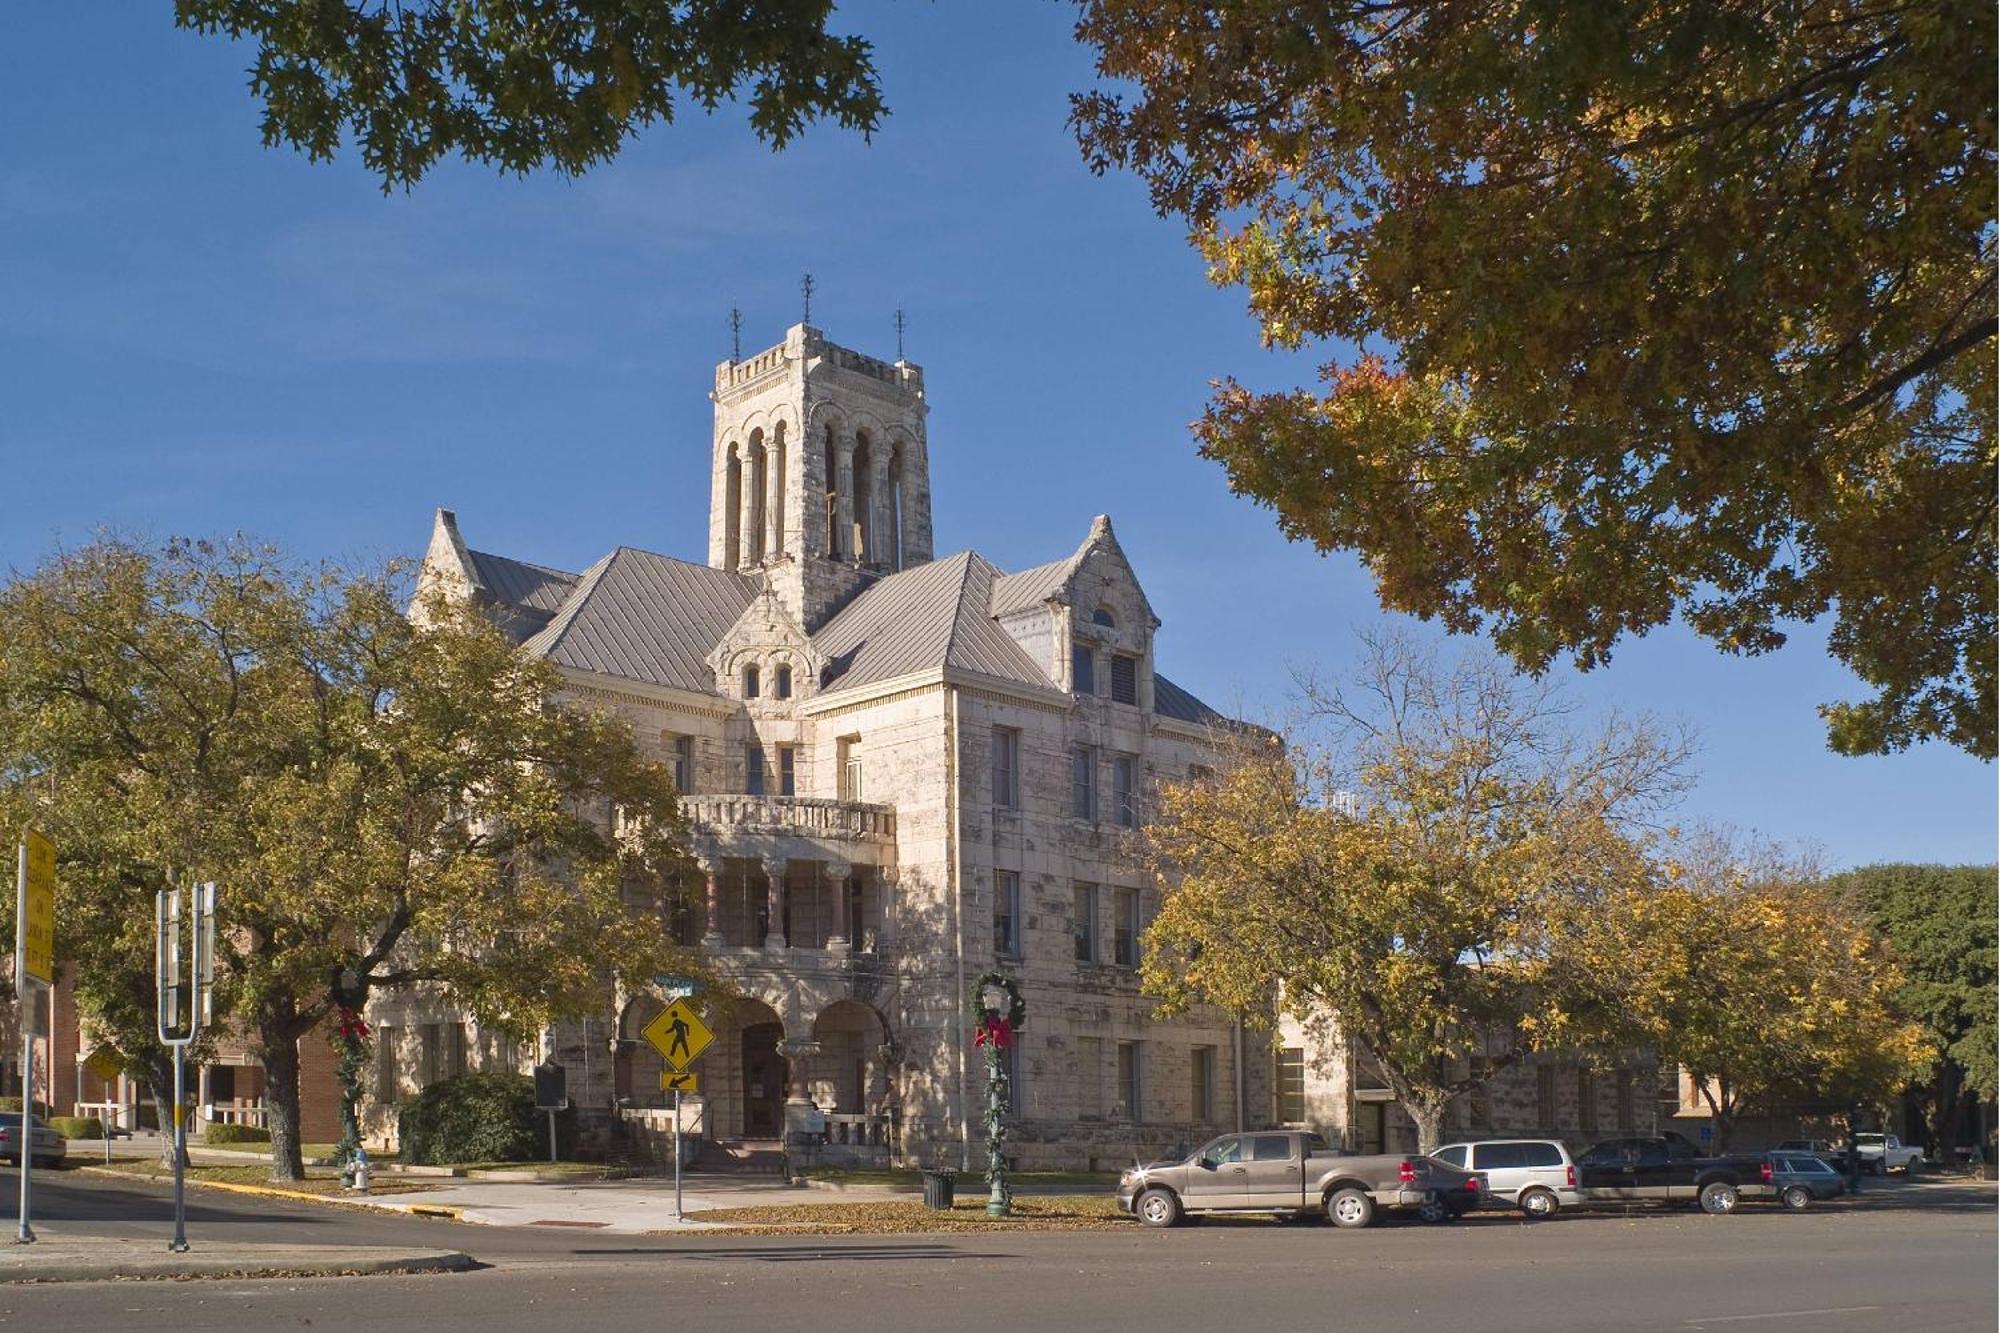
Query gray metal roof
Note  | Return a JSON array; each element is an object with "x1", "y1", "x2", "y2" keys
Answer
[
  {"x1": 1153, "y1": 673, "x2": 1230, "y2": 727},
  {"x1": 467, "y1": 549, "x2": 578, "y2": 615},
  {"x1": 989, "y1": 555, "x2": 1076, "y2": 619},
  {"x1": 813, "y1": 552, "x2": 1054, "y2": 697},
  {"x1": 520, "y1": 548, "x2": 759, "y2": 693}
]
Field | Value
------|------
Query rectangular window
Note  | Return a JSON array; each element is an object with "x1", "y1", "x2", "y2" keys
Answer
[
  {"x1": 418, "y1": 1023, "x2": 442, "y2": 1088},
  {"x1": 1113, "y1": 887, "x2": 1139, "y2": 967},
  {"x1": 1536, "y1": 1065, "x2": 1557, "y2": 1128},
  {"x1": 1577, "y1": 1068, "x2": 1597, "y2": 1133},
  {"x1": 991, "y1": 727, "x2": 1019, "y2": 809},
  {"x1": 492, "y1": 1031, "x2": 517, "y2": 1073},
  {"x1": 1275, "y1": 1047, "x2": 1305, "y2": 1124},
  {"x1": 374, "y1": 1026, "x2": 398, "y2": 1100},
  {"x1": 1117, "y1": 1041, "x2": 1143, "y2": 1122},
  {"x1": 447, "y1": 1023, "x2": 468, "y2": 1079},
  {"x1": 672, "y1": 735, "x2": 695, "y2": 794},
  {"x1": 1616, "y1": 1070, "x2": 1635, "y2": 1130},
  {"x1": 778, "y1": 745, "x2": 796, "y2": 797},
  {"x1": 1005, "y1": 1041, "x2": 1024, "y2": 1118},
  {"x1": 746, "y1": 746, "x2": 766, "y2": 796},
  {"x1": 1071, "y1": 643, "x2": 1095, "y2": 695},
  {"x1": 1072, "y1": 883, "x2": 1098, "y2": 963},
  {"x1": 1076, "y1": 1036, "x2": 1104, "y2": 1118},
  {"x1": 1070, "y1": 745, "x2": 1097, "y2": 821},
  {"x1": 1112, "y1": 755, "x2": 1137, "y2": 828},
  {"x1": 1191, "y1": 1045, "x2": 1217, "y2": 1122},
  {"x1": 993, "y1": 870, "x2": 1021, "y2": 958},
  {"x1": 837, "y1": 736, "x2": 861, "y2": 800},
  {"x1": 1110, "y1": 653, "x2": 1138, "y2": 705}
]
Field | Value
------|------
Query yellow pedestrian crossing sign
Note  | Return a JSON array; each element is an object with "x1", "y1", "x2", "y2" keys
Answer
[
  {"x1": 642, "y1": 998, "x2": 713, "y2": 1073},
  {"x1": 661, "y1": 1070, "x2": 698, "y2": 1095}
]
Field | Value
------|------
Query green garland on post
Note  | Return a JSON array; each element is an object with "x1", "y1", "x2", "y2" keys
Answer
[{"x1": 968, "y1": 972, "x2": 1025, "y2": 1216}]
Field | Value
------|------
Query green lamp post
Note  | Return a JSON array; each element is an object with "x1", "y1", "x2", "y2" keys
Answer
[{"x1": 971, "y1": 973, "x2": 1025, "y2": 1219}]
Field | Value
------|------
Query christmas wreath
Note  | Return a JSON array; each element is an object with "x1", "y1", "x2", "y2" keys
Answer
[{"x1": 968, "y1": 971, "x2": 1026, "y2": 1049}]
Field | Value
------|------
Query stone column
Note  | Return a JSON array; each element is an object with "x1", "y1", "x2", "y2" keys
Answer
[
  {"x1": 762, "y1": 856, "x2": 788, "y2": 950},
  {"x1": 824, "y1": 860, "x2": 852, "y2": 954},
  {"x1": 869, "y1": 448, "x2": 893, "y2": 569},
  {"x1": 834, "y1": 433, "x2": 856, "y2": 563},
  {"x1": 766, "y1": 434, "x2": 786, "y2": 560},
  {"x1": 699, "y1": 854, "x2": 723, "y2": 947},
  {"x1": 740, "y1": 449, "x2": 762, "y2": 568}
]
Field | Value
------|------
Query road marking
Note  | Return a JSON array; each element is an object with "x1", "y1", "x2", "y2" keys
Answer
[{"x1": 1687, "y1": 1308, "x2": 1880, "y2": 1325}]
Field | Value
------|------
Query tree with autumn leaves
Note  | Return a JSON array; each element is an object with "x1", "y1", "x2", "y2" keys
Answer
[
  {"x1": 1144, "y1": 637, "x2": 1925, "y2": 1151},
  {"x1": 0, "y1": 536, "x2": 701, "y2": 1181}
]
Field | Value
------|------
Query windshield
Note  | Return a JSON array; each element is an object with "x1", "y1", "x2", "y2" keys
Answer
[{"x1": 1857, "y1": 1134, "x2": 1885, "y2": 1145}]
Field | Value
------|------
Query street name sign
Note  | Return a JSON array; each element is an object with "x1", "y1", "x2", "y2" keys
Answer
[{"x1": 18, "y1": 829, "x2": 55, "y2": 988}]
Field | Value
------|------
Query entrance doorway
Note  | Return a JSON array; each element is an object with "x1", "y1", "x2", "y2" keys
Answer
[
  {"x1": 742, "y1": 1022, "x2": 787, "y2": 1137},
  {"x1": 1354, "y1": 1102, "x2": 1387, "y2": 1155}
]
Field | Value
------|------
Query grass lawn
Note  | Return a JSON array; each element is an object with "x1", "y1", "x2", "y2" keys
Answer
[
  {"x1": 800, "y1": 1166, "x2": 1123, "y2": 1193},
  {"x1": 88, "y1": 1161, "x2": 440, "y2": 1197},
  {"x1": 684, "y1": 1192, "x2": 1149, "y2": 1234}
]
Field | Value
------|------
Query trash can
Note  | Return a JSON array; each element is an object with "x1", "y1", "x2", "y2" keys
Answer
[{"x1": 921, "y1": 1168, "x2": 956, "y2": 1209}]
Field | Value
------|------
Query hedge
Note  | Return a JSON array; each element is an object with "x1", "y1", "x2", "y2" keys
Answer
[
  {"x1": 205, "y1": 1123, "x2": 272, "y2": 1145},
  {"x1": 49, "y1": 1116, "x2": 106, "y2": 1140},
  {"x1": 399, "y1": 1072, "x2": 576, "y2": 1165},
  {"x1": 0, "y1": 1097, "x2": 54, "y2": 1119}
]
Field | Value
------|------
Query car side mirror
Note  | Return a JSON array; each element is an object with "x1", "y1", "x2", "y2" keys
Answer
[{"x1": 1197, "y1": 1156, "x2": 1217, "y2": 1171}]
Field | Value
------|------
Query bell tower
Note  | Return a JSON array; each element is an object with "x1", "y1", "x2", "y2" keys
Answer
[{"x1": 709, "y1": 323, "x2": 933, "y2": 630}]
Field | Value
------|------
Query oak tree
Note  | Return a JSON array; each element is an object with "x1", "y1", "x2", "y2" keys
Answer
[
  {"x1": 0, "y1": 537, "x2": 700, "y2": 1180},
  {"x1": 1073, "y1": 1, "x2": 1996, "y2": 758},
  {"x1": 1142, "y1": 635, "x2": 1687, "y2": 1152},
  {"x1": 175, "y1": 0, "x2": 885, "y2": 190}
]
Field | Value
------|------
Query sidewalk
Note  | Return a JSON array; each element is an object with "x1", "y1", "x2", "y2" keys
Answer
[
  {"x1": 0, "y1": 1230, "x2": 474, "y2": 1284},
  {"x1": 367, "y1": 1173, "x2": 912, "y2": 1233}
]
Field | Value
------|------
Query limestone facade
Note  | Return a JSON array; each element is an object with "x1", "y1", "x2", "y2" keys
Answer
[{"x1": 383, "y1": 323, "x2": 1269, "y2": 1168}]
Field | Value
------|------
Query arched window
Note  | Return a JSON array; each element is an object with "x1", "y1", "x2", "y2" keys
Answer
[
  {"x1": 723, "y1": 443, "x2": 742, "y2": 573},
  {"x1": 775, "y1": 664, "x2": 793, "y2": 699},
  {"x1": 744, "y1": 664, "x2": 761, "y2": 699},
  {"x1": 823, "y1": 425, "x2": 841, "y2": 558},
  {"x1": 771, "y1": 421, "x2": 788, "y2": 557},
  {"x1": 747, "y1": 429, "x2": 767, "y2": 564},
  {"x1": 851, "y1": 432, "x2": 874, "y2": 564},
  {"x1": 1092, "y1": 607, "x2": 1116, "y2": 628}
]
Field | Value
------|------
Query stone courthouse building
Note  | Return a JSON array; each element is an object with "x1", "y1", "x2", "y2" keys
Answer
[{"x1": 373, "y1": 322, "x2": 1269, "y2": 1168}]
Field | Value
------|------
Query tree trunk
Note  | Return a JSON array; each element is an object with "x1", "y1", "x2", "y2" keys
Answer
[
  {"x1": 1932, "y1": 1061, "x2": 1965, "y2": 1161},
  {"x1": 1406, "y1": 1100, "x2": 1448, "y2": 1155},
  {"x1": 258, "y1": 1006, "x2": 308, "y2": 1183}
]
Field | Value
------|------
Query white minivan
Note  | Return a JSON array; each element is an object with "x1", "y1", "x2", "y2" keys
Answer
[{"x1": 1432, "y1": 1139, "x2": 1581, "y2": 1217}]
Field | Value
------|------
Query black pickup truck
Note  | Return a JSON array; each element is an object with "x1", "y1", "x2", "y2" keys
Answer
[{"x1": 1575, "y1": 1136, "x2": 1775, "y2": 1214}]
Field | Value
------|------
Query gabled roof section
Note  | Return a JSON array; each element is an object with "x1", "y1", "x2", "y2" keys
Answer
[
  {"x1": 1153, "y1": 673, "x2": 1231, "y2": 727},
  {"x1": 520, "y1": 547, "x2": 759, "y2": 694},
  {"x1": 989, "y1": 554, "x2": 1075, "y2": 619},
  {"x1": 467, "y1": 549, "x2": 578, "y2": 616},
  {"x1": 814, "y1": 551, "x2": 1053, "y2": 697}
]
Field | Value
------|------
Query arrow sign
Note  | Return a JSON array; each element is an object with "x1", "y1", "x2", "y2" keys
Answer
[
  {"x1": 661, "y1": 1070, "x2": 699, "y2": 1094},
  {"x1": 642, "y1": 999, "x2": 713, "y2": 1074}
]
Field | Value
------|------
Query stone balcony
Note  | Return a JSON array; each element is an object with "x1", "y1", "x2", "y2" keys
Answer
[{"x1": 682, "y1": 795, "x2": 896, "y2": 851}]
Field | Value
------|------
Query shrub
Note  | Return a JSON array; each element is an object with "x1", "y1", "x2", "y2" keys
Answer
[
  {"x1": 49, "y1": 1116, "x2": 106, "y2": 1140},
  {"x1": 0, "y1": 1097, "x2": 54, "y2": 1119},
  {"x1": 204, "y1": 1123, "x2": 272, "y2": 1145},
  {"x1": 398, "y1": 1072, "x2": 576, "y2": 1165}
]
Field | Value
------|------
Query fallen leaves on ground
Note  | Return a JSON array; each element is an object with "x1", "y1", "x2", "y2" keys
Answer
[{"x1": 683, "y1": 1192, "x2": 1173, "y2": 1234}]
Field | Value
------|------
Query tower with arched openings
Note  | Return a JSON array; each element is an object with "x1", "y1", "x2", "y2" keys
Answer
[{"x1": 708, "y1": 323, "x2": 934, "y2": 631}]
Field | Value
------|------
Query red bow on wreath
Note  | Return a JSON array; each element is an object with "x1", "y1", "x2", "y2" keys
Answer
[
  {"x1": 974, "y1": 1015, "x2": 1013, "y2": 1049},
  {"x1": 337, "y1": 1007, "x2": 371, "y2": 1042}
]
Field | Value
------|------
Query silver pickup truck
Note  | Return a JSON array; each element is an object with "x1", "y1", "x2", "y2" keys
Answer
[{"x1": 1117, "y1": 1129, "x2": 1485, "y2": 1229}]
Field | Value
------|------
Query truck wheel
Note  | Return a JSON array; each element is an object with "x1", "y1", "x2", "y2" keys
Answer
[
  {"x1": 1698, "y1": 1181, "x2": 1740, "y2": 1215},
  {"x1": 1871, "y1": 1160, "x2": 1886, "y2": 1176},
  {"x1": 1135, "y1": 1188, "x2": 1182, "y2": 1229},
  {"x1": 1327, "y1": 1187, "x2": 1375, "y2": 1229},
  {"x1": 1780, "y1": 1185, "x2": 1811, "y2": 1211},
  {"x1": 1416, "y1": 1193, "x2": 1456, "y2": 1224},
  {"x1": 1519, "y1": 1188, "x2": 1560, "y2": 1219}
]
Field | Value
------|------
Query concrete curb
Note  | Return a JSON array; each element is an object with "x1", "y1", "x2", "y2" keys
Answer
[
  {"x1": 0, "y1": 1246, "x2": 475, "y2": 1285},
  {"x1": 75, "y1": 1165, "x2": 430, "y2": 1218}
]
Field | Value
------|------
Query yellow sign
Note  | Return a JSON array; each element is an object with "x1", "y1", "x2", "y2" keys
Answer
[
  {"x1": 660, "y1": 1070, "x2": 699, "y2": 1095},
  {"x1": 85, "y1": 1044, "x2": 123, "y2": 1082},
  {"x1": 18, "y1": 829, "x2": 55, "y2": 987},
  {"x1": 641, "y1": 999, "x2": 713, "y2": 1073}
]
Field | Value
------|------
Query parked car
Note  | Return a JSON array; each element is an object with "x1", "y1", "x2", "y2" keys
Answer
[
  {"x1": 1118, "y1": 1130, "x2": 1485, "y2": 1229},
  {"x1": 1575, "y1": 1136, "x2": 1774, "y2": 1214},
  {"x1": 1432, "y1": 1139, "x2": 1581, "y2": 1218},
  {"x1": 1766, "y1": 1153, "x2": 1848, "y2": 1209},
  {"x1": 0, "y1": 1114, "x2": 67, "y2": 1169},
  {"x1": 1772, "y1": 1139, "x2": 1838, "y2": 1155},
  {"x1": 1854, "y1": 1133, "x2": 1924, "y2": 1174}
]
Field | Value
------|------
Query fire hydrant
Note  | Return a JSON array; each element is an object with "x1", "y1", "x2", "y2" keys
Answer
[{"x1": 348, "y1": 1147, "x2": 371, "y2": 1193}]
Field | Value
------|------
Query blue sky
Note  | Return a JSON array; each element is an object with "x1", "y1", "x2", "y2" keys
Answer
[{"x1": 3, "y1": 5, "x2": 1990, "y2": 869}]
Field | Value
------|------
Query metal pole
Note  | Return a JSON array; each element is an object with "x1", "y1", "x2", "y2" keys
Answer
[
  {"x1": 16, "y1": 1020, "x2": 35, "y2": 1244},
  {"x1": 169, "y1": 1047, "x2": 188, "y2": 1253},
  {"x1": 547, "y1": 1109, "x2": 557, "y2": 1165},
  {"x1": 15, "y1": 841, "x2": 34, "y2": 1245},
  {"x1": 673, "y1": 1089, "x2": 683, "y2": 1218}
]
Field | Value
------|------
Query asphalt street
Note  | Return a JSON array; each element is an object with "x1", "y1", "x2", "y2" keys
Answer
[{"x1": 5, "y1": 1170, "x2": 1993, "y2": 1332}]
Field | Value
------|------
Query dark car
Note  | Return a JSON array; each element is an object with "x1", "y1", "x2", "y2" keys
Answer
[
  {"x1": 1575, "y1": 1136, "x2": 1774, "y2": 1213},
  {"x1": 1767, "y1": 1153, "x2": 1847, "y2": 1210}
]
